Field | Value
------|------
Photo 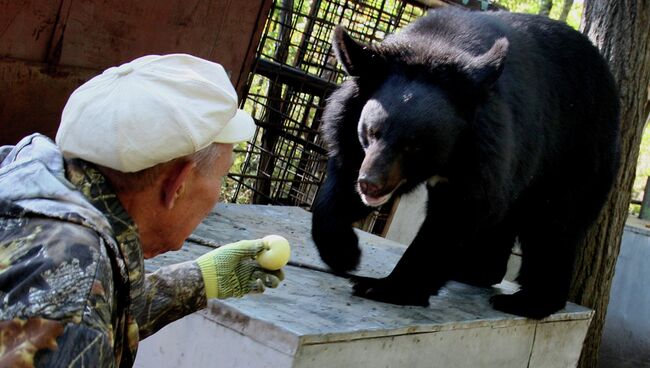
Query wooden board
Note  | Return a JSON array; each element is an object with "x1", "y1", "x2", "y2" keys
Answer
[
  {"x1": 150, "y1": 203, "x2": 419, "y2": 277},
  {"x1": 139, "y1": 204, "x2": 593, "y2": 368}
]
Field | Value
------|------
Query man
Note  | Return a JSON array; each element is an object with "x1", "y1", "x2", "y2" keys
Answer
[{"x1": 0, "y1": 54, "x2": 284, "y2": 367}]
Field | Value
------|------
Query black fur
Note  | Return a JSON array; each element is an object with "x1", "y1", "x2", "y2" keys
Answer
[{"x1": 311, "y1": 8, "x2": 620, "y2": 319}]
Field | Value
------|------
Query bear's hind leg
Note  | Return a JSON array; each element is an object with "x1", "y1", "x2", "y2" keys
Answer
[
  {"x1": 452, "y1": 220, "x2": 517, "y2": 288},
  {"x1": 490, "y1": 217, "x2": 587, "y2": 319}
]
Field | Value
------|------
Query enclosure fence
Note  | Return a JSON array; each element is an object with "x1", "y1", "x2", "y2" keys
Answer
[{"x1": 225, "y1": 0, "x2": 497, "y2": 235}]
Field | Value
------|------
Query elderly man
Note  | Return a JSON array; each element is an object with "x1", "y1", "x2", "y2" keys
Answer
[{"x1": 0, "y1": 54, "x2": 284, "y2": 367}]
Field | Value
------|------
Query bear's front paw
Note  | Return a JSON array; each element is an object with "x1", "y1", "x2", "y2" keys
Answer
[
  {"x1": 313, "y1": 223, "x2": 362, "y2": 273},
  {"x1": 490, "y1": 291, "x2": 566, "y2": 319},
  {"x1": 351, "y1": 275, "x2": 431, "y2": 306},
  {"x1": 318, "y1": 239, "x2": 361, "y2": 274}
]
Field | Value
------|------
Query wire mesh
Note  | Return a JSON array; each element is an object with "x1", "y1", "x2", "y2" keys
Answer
[
  {"x1": 225, "y1": 0, "x2": 494, "y2": 235},
  {"x1": 226, "y1": 0, "x2": 427, "y2": 209}
]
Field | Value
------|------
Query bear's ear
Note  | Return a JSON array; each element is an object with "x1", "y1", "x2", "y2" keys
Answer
[
  {"x1": 463, "y1": 37, "x2": 509, "y2": 89},
  {"x1": 333, "y1": 26, "x2": 382, "y2": 77}
]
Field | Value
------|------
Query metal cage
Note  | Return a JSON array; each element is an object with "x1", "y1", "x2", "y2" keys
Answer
[{"x1": 225, "y1": 0, "x2": 496, "y2": 235}]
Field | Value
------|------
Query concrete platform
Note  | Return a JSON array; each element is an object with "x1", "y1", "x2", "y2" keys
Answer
[{"x1": 134, "y1": 204, "x2": 593, "y2": 368}]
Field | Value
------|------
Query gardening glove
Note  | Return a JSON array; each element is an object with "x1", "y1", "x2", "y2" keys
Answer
[{"x1": 196, "y1": 239, "x2": 285, "y2": 299}]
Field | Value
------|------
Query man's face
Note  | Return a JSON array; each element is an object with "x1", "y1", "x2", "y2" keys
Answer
[{"x1": 143, "y1": 144, "x2": 234, "y2": 258}]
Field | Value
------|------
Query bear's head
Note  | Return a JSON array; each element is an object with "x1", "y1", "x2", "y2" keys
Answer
[{"x1": 330, "y1": 26, "x2": 508, "y2": 207}]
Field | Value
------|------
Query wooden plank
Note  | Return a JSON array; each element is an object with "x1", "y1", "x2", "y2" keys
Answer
[
  {"x1": 146, "y1": 204, "x2": 593, "y2": 337},
  {"x1": 293, "y1": 323, "x2": 536, "y2": 368},
  {"x1": 134, "y1": 312, "x2": 295, "y2": 368},
  {"x1": 528, "y1": 320, "x2": 592, "y2": 368},
  {"x1": 141, "y1": 204, "x2": 594, "y2": 368},
  {"x1": 200, "y1": 268, "x2": 591, "y2": 347},
  {"x1": 0, "y1": 0, "x2": 61, "y2": 61},
  {"x1": 186, "y1": 203, "x2": 407, "y2": 276}
]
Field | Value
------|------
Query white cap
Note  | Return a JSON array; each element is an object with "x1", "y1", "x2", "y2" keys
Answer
[{"x1": 56, "y1": 54, "x2": 255, "y2": 172}]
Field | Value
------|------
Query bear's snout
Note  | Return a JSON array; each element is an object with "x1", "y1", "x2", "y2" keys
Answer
[
  {"x1": 358, "y1": 174, "x2": 383, "y2": 197},
  {"x1": 356, "y1": 169, "x2": 404, "y2": 207}
]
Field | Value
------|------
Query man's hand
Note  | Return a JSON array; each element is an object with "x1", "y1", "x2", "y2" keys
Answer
[{"x1": 196, "y1": 239, "x2": 285, "y2": 299}]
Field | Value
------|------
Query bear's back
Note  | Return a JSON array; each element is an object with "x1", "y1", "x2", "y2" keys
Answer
[{"x1": 380, "y1": 8, "x2": 618, "y2": 158}]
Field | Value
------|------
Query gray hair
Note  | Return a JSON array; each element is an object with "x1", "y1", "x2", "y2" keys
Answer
[{"x1": 97, "y1": 143, "x2": 225, "y2": 193}]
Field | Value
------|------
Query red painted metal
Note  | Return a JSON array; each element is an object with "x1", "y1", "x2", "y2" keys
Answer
[
  {"x1": 0, "y1": 0, "x2": 272, "y2": 145},
  {"x1": 0, "y1": 1, "x2": 61, "y2": 61}
]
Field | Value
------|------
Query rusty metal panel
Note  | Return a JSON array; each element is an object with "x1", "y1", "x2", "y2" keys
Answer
[
  {"x1": 0, "y1": 0, "x2": 62, "y2": 61},
  {"x1": 0, "y1": 59, "x2": 97, "y2": 145},
  {"x1": 224, "y1": 0, "x2": 273, "y2": 92},
  {"x1": 0, "y1": 0, "x2": 272, "y2": 145},
  {"x1": 207, "y1": 0, "x2": 270, "y2": 84},
  {"x1": 56, "y1": 0, "x2": 269, "y2": 80}
]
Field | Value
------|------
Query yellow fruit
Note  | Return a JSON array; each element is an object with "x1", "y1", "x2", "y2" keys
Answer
[{"x1": 256, "y1": 235, "x2": 291, "y2": 270}]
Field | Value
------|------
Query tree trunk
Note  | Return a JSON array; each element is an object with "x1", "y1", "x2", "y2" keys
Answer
[
  {"x1": 570, "y1": 1, "x2": 650, "y2": 367},
  {"x1": 538, "y1": 0, "x2": 553, "y2": 16},
  {"x1": 559, "y1": 0, "x2": 574, "y2": 22}
]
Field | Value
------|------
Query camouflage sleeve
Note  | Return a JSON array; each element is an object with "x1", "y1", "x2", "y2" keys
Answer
[
  {"x1": 0, "y1": 218, "x2": 117, "y2": 367},
  {"x1": 0, "y1": 317, "x2": 116, "y2": 368},
  {"x1": 136, "y1": 261, "x2": 207, "y2": 339}
]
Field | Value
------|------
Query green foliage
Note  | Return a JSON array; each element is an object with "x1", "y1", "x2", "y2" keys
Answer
[
  {"x1": 630, "y1": 119, "x2": 650, "y2": 215},
  {"x1": 495, "y1": 0, "x2": 583, "y2": 29},
  {"x1": 221, "y1": 140, "x2": 253, "y2": 204}
]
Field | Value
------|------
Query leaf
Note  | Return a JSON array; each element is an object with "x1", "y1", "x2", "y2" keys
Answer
[{"x1": 0, "y1": 318, "x2": 65, "y2": 368}]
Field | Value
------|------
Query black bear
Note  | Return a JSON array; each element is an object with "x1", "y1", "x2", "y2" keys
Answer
[{"x1": 311, "y1": 7, "x2": 620, "y2": 319}]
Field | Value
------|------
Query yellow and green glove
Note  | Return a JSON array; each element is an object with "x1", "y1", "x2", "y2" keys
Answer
[{"x1": 196, "y1": 239, "x2": 285, "y2": 299}]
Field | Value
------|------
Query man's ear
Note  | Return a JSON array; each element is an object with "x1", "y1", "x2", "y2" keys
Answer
[
  {"x1": 333, "y1": 26, "x2": 382, "y2": 77},
  {"x1": 162, "y1": 160, "x2": 196, "y2": 210}
]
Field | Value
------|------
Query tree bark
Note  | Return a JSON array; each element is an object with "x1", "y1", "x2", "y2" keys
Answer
[
  {"x1": 538, "y1": 0, "x2": 553, "y2": 16},
  {"x1": 559, "y1": 0, "x2": 574, "y2": 22},
  {"x1": 570, "y1": 1, "x2": 650, "y2": 367}
]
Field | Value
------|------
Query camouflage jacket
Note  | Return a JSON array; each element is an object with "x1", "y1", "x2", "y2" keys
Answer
[{"x1": 0, "y1": 134, "x2": 207, "y2": 367}]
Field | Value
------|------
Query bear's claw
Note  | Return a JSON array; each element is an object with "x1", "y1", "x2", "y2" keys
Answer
[
  {"x1": 490, "y1": 291, "x2": 566, "y2": 319},
  {"x1": 350, "y1": 275, "x2": 431, "y2": 306}
]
